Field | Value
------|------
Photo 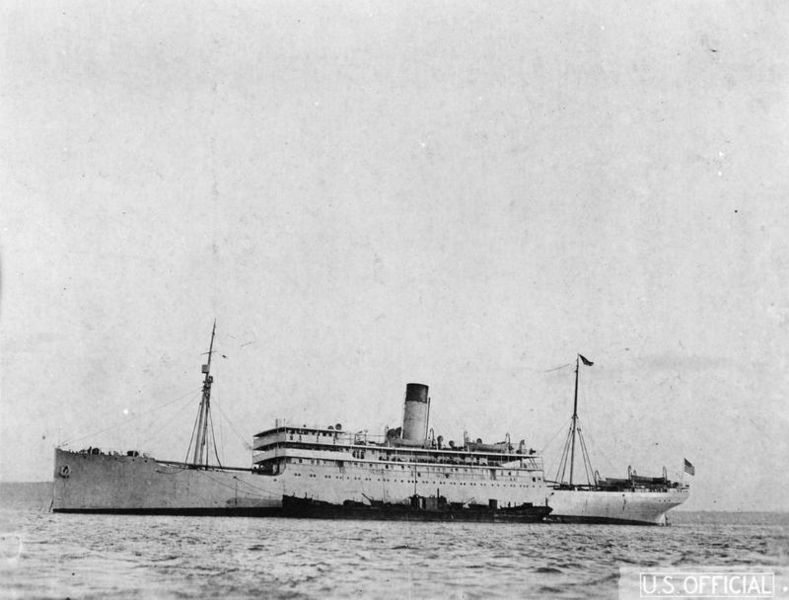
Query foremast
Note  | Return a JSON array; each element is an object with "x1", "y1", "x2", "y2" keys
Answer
[{"x1": 186, "y1": 321, "x2": 221, "y2": 469}]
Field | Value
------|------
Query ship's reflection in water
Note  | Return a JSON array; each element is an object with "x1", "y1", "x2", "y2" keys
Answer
[{"x1": 1, "y1": 509, "x2": 787, "y2": 599}]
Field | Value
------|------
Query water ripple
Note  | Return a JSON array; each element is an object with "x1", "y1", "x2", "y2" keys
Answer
[{"x1": 0, "y1": 510, "x2": 787, "y2": 599}]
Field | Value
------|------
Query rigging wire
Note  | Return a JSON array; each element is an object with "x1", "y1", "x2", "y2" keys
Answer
[
  {"x1": 543, "y1": 362, "x2": 573, "y2": 373},
  {"x1": 540, "y1": 417, "x2": 573, "y2": 455},
  {"x1": 556, "y1": 424, "x2": 573, "y2": 483},
  {"x1": 140, "y1": 391, "x2": 202, "y2": 451},
  {"x1": 213, "y1": 394, "x2": 253, "y2": 450},
  {"x1": 576, "y1": 415, "x2": 618, "y2": 476},
  {"x1": 215, "y1": 389, "x2": 225, "y2": 463},
  {"x1": 577, "y1": 426, "x2": 590, "y2": 485},
  {"x1": 578, "y1": 426, "x2": 595, "y2": 484},
  {"x1": 208, "y1": 408, "x2": 223, "y2": 468},
  {"x1": 61, "y1": 385, "x2": 203, "y2": 448},
  {"x1": 571, "y1": 367, "x2": 620, "y2": 476},
  {"x1": 184, "y1": 396, "x2": 203, "y2": 465},
  {"x1": 541, "y1": 417, "x2": 574, "y2": 482}
]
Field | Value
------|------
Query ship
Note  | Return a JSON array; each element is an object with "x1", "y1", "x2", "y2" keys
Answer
[
  {"x1": 544, "y1": 355, "x2": 690, "y2": 525},
  {"x1": 53, "y1": 324, "x2": 551, "y2": 520},
  {"x1": 279, "y1": 494, "x2": 551, "y2": 522}
]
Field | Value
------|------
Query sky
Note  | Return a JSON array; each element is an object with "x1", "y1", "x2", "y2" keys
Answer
[{"x1": 1, "y1": 1, "x2": 788, "y2": 511}]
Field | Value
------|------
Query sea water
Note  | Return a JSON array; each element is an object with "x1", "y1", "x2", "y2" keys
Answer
[{"x1": 0, "y1": 509, "x2": 787, "y2": 599}]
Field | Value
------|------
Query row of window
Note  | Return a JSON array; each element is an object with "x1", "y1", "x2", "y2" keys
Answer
[
  {"x1": 255, "y1": 440, "x2": 535, "y2": 465},
  {"x1": 283, "y1": 458, "x2": 542, "y2": 482},
  {"x1": 284, "y1": 457, "x2": 539, "y2": 478},
  {"x1": 293, "y1": 472, "x2": 538, "y2": 488}
]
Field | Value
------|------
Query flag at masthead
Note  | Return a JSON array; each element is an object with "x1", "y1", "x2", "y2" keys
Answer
[{"x1": 579, "y1": 354, "x2": 594, "y2": 367}]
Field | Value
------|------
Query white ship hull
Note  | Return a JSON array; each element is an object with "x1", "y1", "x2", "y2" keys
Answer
[
  {"x1": 53, "y1": 448, "x2": 549, "y2": 514},
  {"x1": 53, "y1": 449, "x2": 280, "y2": 514},
  {"x1": 546, "y1": 486, "x2": 690, "y2": 526}
]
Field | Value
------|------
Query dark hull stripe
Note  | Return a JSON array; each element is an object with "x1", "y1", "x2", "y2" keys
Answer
[
  {"x1": 545, "y1": 515, "x2": 664, "y2": 526},
  {"x1": 53, "y1": 506, "x2": 551, "y2": 522},
  {"x1": 53, "y1": 507, "x2": 281, "y2": 517},
  {"x1": 53, "y1": 508, "x2": 661, "y2": 525},
  {"x1": 277, "y1": 508, "x2": 551, "y2": 523}
]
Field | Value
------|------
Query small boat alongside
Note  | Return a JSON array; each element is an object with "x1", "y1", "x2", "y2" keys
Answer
[{"x1": 280, "y1": 493, "x2": 552, "y2": 523}]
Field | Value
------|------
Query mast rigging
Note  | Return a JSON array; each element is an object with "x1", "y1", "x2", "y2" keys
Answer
[
  {"x1": 186, "y1": 321, "x2": 221, "y2": 469},
  {"x1": 554, "y1": 354, "x2": 596, "y2": 488}
]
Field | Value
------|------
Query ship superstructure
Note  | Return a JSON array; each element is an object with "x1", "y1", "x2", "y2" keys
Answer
[{"x1": 251, "y1": 384, "x2": 546, "y2": 508}]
